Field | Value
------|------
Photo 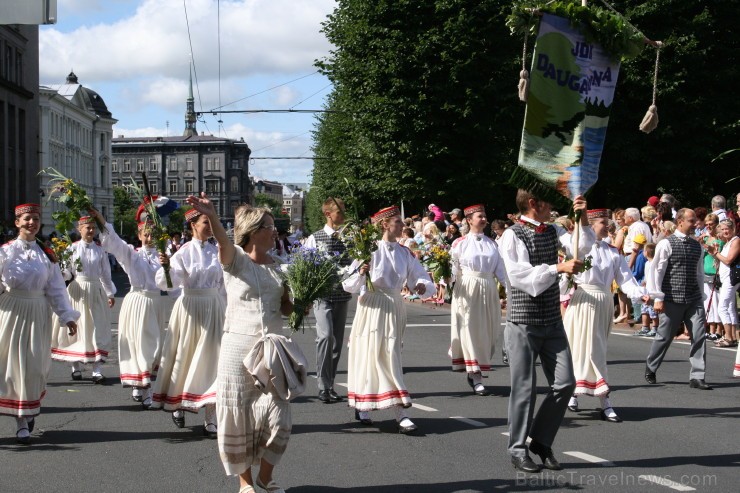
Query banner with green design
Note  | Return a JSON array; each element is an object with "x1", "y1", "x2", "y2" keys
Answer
[{"x1": 512, "y1": 13, "x2": 620, "y2": 207}]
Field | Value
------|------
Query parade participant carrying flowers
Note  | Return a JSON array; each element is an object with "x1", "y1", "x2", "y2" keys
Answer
[{"x1": 0, "y1": 203, "x2": 80, "y2": 444}]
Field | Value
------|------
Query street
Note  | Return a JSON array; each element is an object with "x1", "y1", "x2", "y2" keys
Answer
[{"x1": 0, "y1": 275, "x2": 737, "y2": 493}]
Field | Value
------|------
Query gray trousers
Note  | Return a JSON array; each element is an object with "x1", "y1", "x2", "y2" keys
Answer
[
  {"x1": 646, "y1": 300, "x2": 707, "y2": 380},
  {"x1": 314, "y1": 299, "x2": 349, "y2": 391},
  {"x1": 505, "y1": 320, "x2": 576, "y2": 458}
]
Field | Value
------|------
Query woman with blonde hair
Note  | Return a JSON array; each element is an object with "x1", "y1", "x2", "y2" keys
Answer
[
  {"x1": 707, "y1": 219, "x2": 740, "y2": 348},
  {"x1": 186, "y1": 193, "x2": 296, "y2": 493},
  {"x1": 699, "y1": 213, "x2": 723, "y2": 341}
]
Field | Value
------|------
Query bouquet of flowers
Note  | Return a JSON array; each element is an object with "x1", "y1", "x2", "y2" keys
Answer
[
  {"x1": 39, "y1": 167, "x2": 105, "y2": 232},
  {"x1": 50, "y1": 236, "x2": 82, "y2": 273},
  {"x1": 566, "y1": 254, "x2": 593, "y2": 289},
  {"x1": 421, "y1": 244, "x2": 452, "y2": 283},
  {"x1": 339, "y1": 219, "x2": 382, "y2": 291},
  {"x1": 282, "y1": 247, "x2": 342, "y2": 332},
  {"x1": 125, "y1": 176, "x2": 174, "y2": 288}
]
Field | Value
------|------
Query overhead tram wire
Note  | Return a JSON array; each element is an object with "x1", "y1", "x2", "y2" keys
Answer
[
  {"x1": 211, "y1": 71, "x2": 321, "y2": 112},
  {"x1": 183, "y1": 0, "x2": 212, "y2": 135}
]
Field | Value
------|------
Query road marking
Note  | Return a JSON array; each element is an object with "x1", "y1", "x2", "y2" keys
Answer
[
  {"x1": 500, "y1": 432, "x2": 531, "y2": 444},
  {"x1": 563, "y1": 451, "x2": 615, "y2": 467},
  {"x1": 638, "y1": 475, "x2": 696, "y2": 491},
  {"x1": 611, "y1": 332, "x2": 736, "y2": 351},
  {"x1": 451, "y1": 416, "x2": 486, "y2": 427},
  {"x1": 412, "y1": 403, "x2": 438, "y2": 412},
  {"x1": 335, "y1": 382, "x2": 347, "y2": 388},
  {"x1": 406, "y1": 323, "x2": 450, "y2": 327}
]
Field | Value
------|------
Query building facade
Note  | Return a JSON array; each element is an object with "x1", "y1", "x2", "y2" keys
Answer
[
  {"x1": 282, "y1": 184, "x2": 305, "y2": 233},
  {"x1": 38, "y1": 71, "x2": 117, "y2": 233},
  {"x1": 0, "y1": 25, "x2": 39, "y2": 231}
]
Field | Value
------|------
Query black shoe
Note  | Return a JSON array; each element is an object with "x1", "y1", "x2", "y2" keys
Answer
[
  {"x1": 599, "y1": 409, "x2": 623, "y2": 423},
  {"x1": 466, "y1": 375, "x2": 474, "y2": 389},
  {"x1": 202, "y1": 423, "x2": 217, "y2": 439},
  {"x1": 644, "y1": 368, "x2": 657, "y2": 385},
  {"x1": 318, "y1": 390, "x2": 331, "y2": 403},
  {"x1": 328, "y1": 389, "x2": 343, "y2": 402},
  {"x1": 91, "y1": 374, "x2": 106, "y2": 385},
  {"x1": 71, "y1": 370, "x2": 82, "y2": 381},
  {"x1": 398, "y1": 418, "x2": 418, "y2": 434},
  {"x1": 567, "y1": 401, "x2": 579, "y2": 412},
  {"x1": 511, "y1": 455, "x2": 540, "y2": 473},
  {"x1": 473, "y1": 384, "x2": 489, "y2": 396},
  {"x1": 141, "y1": 396, "x2": 152, "y2": 410},
  {"x1": 529, "y1": 440, "x2": 562, "y2": 471},
  {"x1": 172, "y1": 412, "x2": 185, "y2": 428},
  {"x1": 354, "y1": 409, "x2": 373, "y2": 426},
  {"x1": 27, "y1": 417, "x2": 35, "y2": 433},
  {"x1": 689, "y1": 379, "x2": 712, "y2": 390},
  {"x1": 15, "y1": 428, "x2": 31, "y2": 445}
]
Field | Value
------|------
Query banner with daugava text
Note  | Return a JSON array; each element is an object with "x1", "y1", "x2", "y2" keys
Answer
[{"x1": 512, "y1": 13, "x2": 620, "y2": 206}]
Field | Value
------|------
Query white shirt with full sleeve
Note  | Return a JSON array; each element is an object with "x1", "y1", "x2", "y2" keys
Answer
[
  {"x1": 342, "y1": 240, "x2": 435, "y2": 297},
  {"x1": 156, "y1": 239, "x2": 226, "y2": 298},
  {"x1": 64, "y1": 240, "x2": 117, "y2": 298},
  {"x1": 0, "y1": 239, "x2": 79, "y2": 324},
  {"x1": 625, "y1": 220, "x2": 653, "y2": 254},
  {"x1": 451, "y1": 233, "x2": 508, "y2": 284},
  {"x1": 499, "y1": 217, "x2": 595, "y2": 298},
  {"x1": 100, "y1": 223, "x2": 161, "y2": 290},
  {"x1": 302, "y1": 225, "x2": 338, "y2": 250},
  {"x1": 573, "y1": 240, "x2": 646, "y2": 300},
  {"x1": 647, "y1": 231, "x2": 705, "y2": 303}
]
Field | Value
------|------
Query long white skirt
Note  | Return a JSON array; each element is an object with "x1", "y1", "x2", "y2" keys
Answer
[
  {"x1": 217, "y1": 331, "x2": 291, "y2": 475},
  {"x1": 563, "y1": 284, "x2": 612, "y2": 396},
  {"x1": 118, "y1": 288, "x2": 165, "y2": 388},
  {"x1": 450, "y1": 271, "x2": 501, "y2": 373},
  {"x1": 347, "y1": 289, "x2": 411, "y2": 411},
  {"x1": 51, "y1": 276, "x2": 112, "y2": 363},
  {"x1": 0, "y1": 290, "x2": 52, "y2": 417},
  {"x1": 152, "y1": 288, "x2": 224, "y2": 411}
]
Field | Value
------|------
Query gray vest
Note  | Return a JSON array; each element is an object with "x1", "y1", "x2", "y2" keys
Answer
[
  {"x1": 662, "y1": 235, "x2": 702, "y2": 304},
  {"x1": 507, "y1": 223, "x2": 561, "y2": 325},
  {"x1": 312, "y1": 229, "x2": 352, "y2": 303}
]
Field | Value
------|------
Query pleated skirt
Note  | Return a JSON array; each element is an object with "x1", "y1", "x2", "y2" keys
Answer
[
  {"x1": 118, "y1": 288, "x2": 165, "y2": 388},
  {"x1": 450, "y1": 271, "x2": 501, "y2": 373},
  {"x1": 51, "y1": 276, "x2": 112, "y2": 363},
  {"x1": 152, "y1": 288, "x2": 225, "y2": 411},
  {"x1": 563, "y1": 284, "x2": 612, "y2": 396},
  {"x1": 0, "y1": 290, "x2": 52, "y2": 417},
  {"x1": 347, "y1": 289, "x2": 411, "y2": 411},
  {"x1": 217, "y1": 331, "x2": 291, "y2": 475}
]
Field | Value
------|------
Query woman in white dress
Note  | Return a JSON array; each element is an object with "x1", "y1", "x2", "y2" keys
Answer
[
  {"x1": 343, "y1": 206, "x2": 435, "y2": 434},
  {"x1": 151, "y1": 208, "x2": 225, "y2": 438},
  {"x1": 88, "y1": 208, "x2": 166, "y2": 408},
  {"x1": 186, "y1": 193, "x2": 294, "y2": 493},
  {"x1": 708, "y1": 219, "x2": 740, "y2": 348},
  {"x1": 0, "y1": 203, "x2": 79, "y2": 444},
  {"x1": 449, "y1": 204, "x2": 507, "y2": 396},
  {"x1": 563, "y1": 209, "x2": 647, "y2": 422},
  {"x1": 51, "y1": 216, "x2": 116, "y2": 383}
]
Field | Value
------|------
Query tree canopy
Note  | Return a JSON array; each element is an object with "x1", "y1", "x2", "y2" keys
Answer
[{"x1": 310, "y1": 0, "x2": 740, "y2": 219}]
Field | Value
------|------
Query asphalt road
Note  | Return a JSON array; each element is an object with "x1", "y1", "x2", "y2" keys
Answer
[{"x1": 0, "y1": 276, "x2": 737, "y2": 493}]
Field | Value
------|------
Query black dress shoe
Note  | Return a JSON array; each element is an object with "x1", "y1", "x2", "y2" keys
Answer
[
  {"x1": 511, "y1": 455, "x2": 540, "y2": 473},
  {"x1": 172, "y1": 413, "x2": 185, "y2": 428},
  {"x1": 91, "y1": 374, "x2": 106, "y2": 385},
  {"x1": 644, "y1": 367, "x2": 657, "y2": 384},
  {"x1": 473, "y1": 384, "x2": 489, "y2": 396},
  {"x1": 15, "y1": 428, "x2": 31, "y2": 445},
  {"x1": 567, "y1": 401, "x2": 579, "y2": 412},
  {"x1": 202, "y1": 424, "x2": 217, "y2": 439},
  {"x1": 318, "y1": 390, "x2": 331, "y2": 403},
  {"x1": 71, "y1": 370, "x2": 82, "y2": 381},
  {"x1": 328, "y1": 389, "x2": 343, "y2": 402},
  {"x1": 27, "y1": 417, "x2": 35, "y2": 433},
  {"x1": 689, "y1": 379, "x2": 712, "y2": 390},
  {"x1": 529, "y1": 440, "x2": 562, "y2": 471},
  {"x1": 397, "y1": 419, "x2": 418, "y2": 434},
  {"x1": 354, "y1": 409, "x2": 373, "y2": 426},
  {"x1": 599, "y1": 409, "x2": 623, "y2": 423},
  {"x1": 466, "y1": 375, "x2": 474, "y2": 389}
]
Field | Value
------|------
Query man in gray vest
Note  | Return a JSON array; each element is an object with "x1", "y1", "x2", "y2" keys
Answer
[
  {"x1": 645, "y1": 208, "x2": 711, "y2": 389},
  {"x1": 304, "y1": 197, "x2": 352, "y2": 403},
  {"x1": 499, "y1": 189, "x2": 594, "y2": 473}
]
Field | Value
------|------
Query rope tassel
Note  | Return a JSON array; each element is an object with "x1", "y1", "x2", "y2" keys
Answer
[
  {"x1": 639, "y1": 41, "x2": 662, "y2": 133},
  {"x1": 518, "y1": 29, "x2": 530, "y2": 102}
]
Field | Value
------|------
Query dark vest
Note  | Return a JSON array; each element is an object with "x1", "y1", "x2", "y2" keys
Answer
[
  {"x1": 312, "y1": 228, "x2": 352, "y2": 303},
  {"x1": 507, "y1": 223, "x2": 561, "y2": 325},
  {"x1": 662, "y1": 235, "x2": 702, "y2": 304}
]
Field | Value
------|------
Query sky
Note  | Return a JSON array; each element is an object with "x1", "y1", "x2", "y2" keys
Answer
[{"x1": 39, "y1": 0, "x2": 338, "y2": 185}]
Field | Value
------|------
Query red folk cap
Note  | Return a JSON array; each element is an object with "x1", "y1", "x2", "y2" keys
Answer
[
  {"x1": 15, "y1": 203, "x2": 40, "y2": 216},
  {"x1": 464, "y1": 204, "x2": 485, "y2": 216},
  {"x1": 78, "y1": 216, "x2": 96, "y2": 225},
  {"x1": 371, "y1": 206, "x2": 400, "y2": 224},
  {"x1": 184, "y1": 208, "x2": 202, "y2": 222},
  {"x1": 587, "y1": 208, "x2": 610, "y2": 220}
]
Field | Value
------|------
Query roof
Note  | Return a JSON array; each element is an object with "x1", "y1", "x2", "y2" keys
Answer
[{"x1": 44, "y1": 71, "x2": 113, "y2": 119}]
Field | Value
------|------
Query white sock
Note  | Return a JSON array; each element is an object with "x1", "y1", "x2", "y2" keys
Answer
[
  {"x1": 394, "y1": 406, "x2": 409, "y2": 422},
  {"x1": 132, "y1": 388, "x2": 142, "y2": 398},
  {"x1": 599, "y1": 396, "x2": 618, "y2": 417},
  {"x1": 72, "y1": 362, "x2": 82, "y2": 372},
  {"x1": 173, "y1": 410, "x2": 184, "y2": 419},
  {"x1": 93, "y1": 362, "x2": 103, "y2": 375},
  {"x1": 569, "y1": 396, "x2": 578, "y2": 408},
  {"x1": 15, "y1": 417, "x2": 29, "y2": 437},
  {"x1": 357, "y1": 410, "x2": 371, "y2": 421},
  {"x1": 204, "y1": 404, "x2": 216, "y2": 425}
]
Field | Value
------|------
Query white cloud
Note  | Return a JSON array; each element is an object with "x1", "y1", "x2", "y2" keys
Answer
[{"x1": 271, "y1": 86, "x2": 300, "y2": 107}]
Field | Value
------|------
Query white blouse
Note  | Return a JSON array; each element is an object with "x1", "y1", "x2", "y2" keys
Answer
[
  {"x1": 451, "y1": 233, "x2": 507, "y2": 284},
  {"x1": 156, "y1": 239, "x2": 226, "y2": 298},
  {"x1": 100, "y1": 223, "x2": 161, "y2": 291},
  {"x1": 63, "y1": 240, "x2": 117, "y2": 298},
  {"x1": 0, "y1": 239, "x2": 80, "y2": 324},
  {"x1": 573, "y1": 241, "x2": 646, "y2": 300},
  {"x1": 342, "y1": 240, "x2": 435, "y2": 296}
]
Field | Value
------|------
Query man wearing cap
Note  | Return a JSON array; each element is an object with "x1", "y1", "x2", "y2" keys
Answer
[
  {"x1": 499, "y1": 190, "x2": 594, "y2": 473},
  {"x1": 563, "y1": 209, "x2": 647, "y2": 423},
  {"x1": 647, "y1": 196, "x2": 660, "y2": 209},
  {"x1": 644, "y1": 208, "x2": 711, "y2": 390},
  {"x1": 51, "y1": 216, "x2": 116, "y2": 384},
  {"x1": 303, "y1": 197, "x2": 353, "y2": 404}
]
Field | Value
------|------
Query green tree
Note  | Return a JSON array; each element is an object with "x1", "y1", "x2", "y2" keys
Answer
[
  {"x1": 112, "y1": 186, "x2": 138, "y2": 238},
  {"x1": 253, "y1": 193, "x2": 289, "y2": 218}
]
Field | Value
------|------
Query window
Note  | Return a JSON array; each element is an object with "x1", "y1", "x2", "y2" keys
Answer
[
  {"x1": 205, "y1": 158, "x2": 212, "y2": 171},
  {"x1": 186, "y1": 180, "x2": 194, "y2": 193},
  {"x1": 136, "y1": 159, "x2": 144, "y2": 171},
  {"x1": 168, "y1": 157, "x2": 177, "y2": 171},
  {"x1": 112, "y1": 180, "x2": 119, "y2": 187},
  {"x1": 185, "y1": 157, "x2": 193, "y2": 170},
  {"x1": 149, "y1": 158, "x2": 157, "y2": 171},
  {"x1": 112, "y1": 160, "x2": 118, "y2": 172},
  {"x1": 100, "y1": 165, "x2": 106, "y2": 185},
  {"x1": 230, "y1": 176, "x2": 239, "y2": 192},
  {"x1": 213, "y1": 157, "x2": 220, "y2": 170},
  {"x1": 100, "y1": 133, "x2": 106, "y2": 151},
  {"x1": 231, "y1": 159, "x2": 240, "y2": 169},
  {"x1": 123, "y1": 159, "x2": 131, "y2": 171},
  {"x1": 206, "y1": 180, "x2": 220, "y2": 193},
  {"x1": 169, "y1": 180, "x2": 177, "y2": 193},
  {"x1": 149, "y1": 181, "x2": 158, "y2": 193}
]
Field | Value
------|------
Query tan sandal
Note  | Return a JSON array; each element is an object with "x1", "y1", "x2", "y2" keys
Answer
[
  {"x1": 238, "y1": 486, "x2": 256, "y2": 493},
  {"x1": 256, "y1": 477, "x2": 285, "y2": 493}
]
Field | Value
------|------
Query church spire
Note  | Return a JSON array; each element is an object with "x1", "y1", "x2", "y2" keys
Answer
[{"x1": 183, "y1": 65, "x2": 197, "y2": 137}]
